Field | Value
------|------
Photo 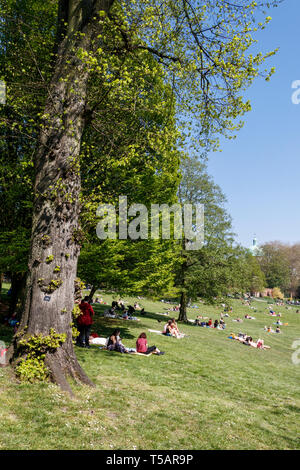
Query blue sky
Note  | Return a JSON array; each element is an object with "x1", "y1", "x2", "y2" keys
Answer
[{"x1": 206, "y1": 0, "x2": 300, "y2": 249}]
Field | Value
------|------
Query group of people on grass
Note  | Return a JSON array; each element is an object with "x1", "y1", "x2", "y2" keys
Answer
[
  {"x1": 106, "y1": 329, "x2": 164, "y2": 355},
  {"x1": 162, "y1": 318, "x2": 185, "y2": 338},
  {"x1": 103, "y1": 301, "x2": 145, "y2": 320},
  {"x1": 264, "y1": 325, "x2": 281, "y2": 334},
  {"x1": 194, "y1": 317, "x2": 226, "y2": 329},
  {"x1": 75, "y1": 297, "x2": 164, "y2": 354},
  {"x1": 75, "y1": 295, "x2": 276, "y2": 354}
]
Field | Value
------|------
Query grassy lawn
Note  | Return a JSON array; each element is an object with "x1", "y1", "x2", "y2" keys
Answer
[{"x1": 0, "y1": 286, "x2": 299, "y2": 450}]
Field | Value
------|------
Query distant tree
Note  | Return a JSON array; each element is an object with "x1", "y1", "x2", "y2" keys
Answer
[
  {"x1": 285, "y1": 243, "x2": 300, "y2": 298},
  {"x1": 243, "y1": 253, "x2": 266, "y2": 295},
  {"x1": 259, "y1": 242, "x2": 291, "y2": 292},
  {"x1": 176, "y1": 155, "x2": 235, "y2": 322},
  {"x1": 272, "y1": 287, "x2": 284, "y2": 300}
]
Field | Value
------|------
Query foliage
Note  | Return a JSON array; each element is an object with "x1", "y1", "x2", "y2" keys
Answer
[
  {"x1": 243, "y1": 253, "x2": 266, "y2": 293},
  {"x1": 72, "y1": 304, "x2": 82, "y2": 320},
  {"x1": 271, "y1": 287, "x2": 284, "y2": 300},
  {"x1": 15, "y1": 328, "x2": 66, "y2": 383},
  {"x1": 259, "y1": 242, "x2": 291, "y2": 292},
  {"x1": 0, "y1": 0, "x2": 56, "y2": 280},
  {"x1": 0, "y1": 0, "x2": 281, "y2": 286},
  {"x1": 176, "y1": 155, "x2": 237, "y2": 307}
]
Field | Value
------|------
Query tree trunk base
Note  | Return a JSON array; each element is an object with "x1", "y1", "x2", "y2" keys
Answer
[
  {"x1": 45, "y1": 348, "x2": 95, "y2": 395},
  {"x1": 5, "y1": 341, "x2": 95, "y2": 395}
]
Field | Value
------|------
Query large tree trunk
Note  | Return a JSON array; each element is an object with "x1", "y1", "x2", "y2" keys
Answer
[
  {"x1": 178, "y1": 290, "x2": 188, "y2": 323},
  {"x1": 88, "y1": 285, "x2": 97, "y2": 301},
  {"x1": 7, "y1": 0, "x2": 115, "y2": 394},
  {"x1": 177, "y1": 244, "x2": 189, "y2": 323}
]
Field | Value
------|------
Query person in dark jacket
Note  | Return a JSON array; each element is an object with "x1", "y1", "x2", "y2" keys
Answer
[{"x1": 76, "y1": 296, "x2": 95, "y2": 348}]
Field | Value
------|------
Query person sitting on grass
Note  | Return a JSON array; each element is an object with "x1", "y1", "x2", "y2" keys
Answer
[
  {"x1": 171, "y1": 318, "x2": 184, "y2": 338},
  {"x1": 207, "y1": 318, "x2": 213, "y2": 327},
  {"x1": 163, "y1": 319, "x2": 174, "y2": 336},
  {"x1": 214, "y1": 319, "x2": 219, "y2": 329},
  {"x1": 136, "y1": 333, "x2": 164, "y2": 355},
  {"x1": 107, "y1": 329, "x2": 128, "y2": 353},
  {"x1": 127, "y1": 305, "x2": 135, "y2": 315}
]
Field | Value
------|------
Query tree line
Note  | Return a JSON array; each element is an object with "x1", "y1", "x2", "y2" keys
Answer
[{"x1": 258, "y1": 242, "x2": 300, "y2": 299}]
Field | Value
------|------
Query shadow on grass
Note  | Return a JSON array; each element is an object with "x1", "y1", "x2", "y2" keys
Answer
[
  {"x1": 0, "y1": 301, "x2": 173, "y2": 347},
  {"x1": 91, "y1": 304, "x2": 172, "y2": 338}
]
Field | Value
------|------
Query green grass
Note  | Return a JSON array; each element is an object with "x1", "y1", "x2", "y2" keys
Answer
[{"x1": 0, "y1": 288, "x2": 299, "y2": 450}]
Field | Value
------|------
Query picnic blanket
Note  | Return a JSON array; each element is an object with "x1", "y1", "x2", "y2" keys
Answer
[
  {"x1": 97, "y1": 346, "x2": 152, "y2": 356},
  {"x1": 90, "y1": 337, "x2": 107, "y2": 345}
]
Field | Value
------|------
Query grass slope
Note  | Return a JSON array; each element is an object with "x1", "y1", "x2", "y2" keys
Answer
[{"x1": 0, "y1": 288, "x2": 299, "y2": 450}]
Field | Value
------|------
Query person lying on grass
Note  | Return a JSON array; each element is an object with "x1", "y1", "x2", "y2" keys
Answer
[
  {"x1": 229, "y1": 333, "x2": 270, "y2": 349},
  {"x1": 136, "y1": 333, "x2": 164, "y2": 355},
  {"x1": 256, "y1": 338, "x2": 270, "y2": 349}
]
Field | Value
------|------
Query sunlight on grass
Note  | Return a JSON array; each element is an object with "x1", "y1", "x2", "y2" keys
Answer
[{"x1": 0, "y1": 292, "x2": 299, "y2": 449}]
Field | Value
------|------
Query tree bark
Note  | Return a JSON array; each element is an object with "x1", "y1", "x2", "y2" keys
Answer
[
  {"x1": 8, "y1": 0, "x2": 115, "y2": 394},
  {"x1": 177, "y1": 240, "x2": 189, "y2": 323},
  {"x1": 88, "y1": 285, "x2": 97, "y2": 301},
  {"x1": 178, "y1": 290, "x2": 188, "y2": 323}
]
